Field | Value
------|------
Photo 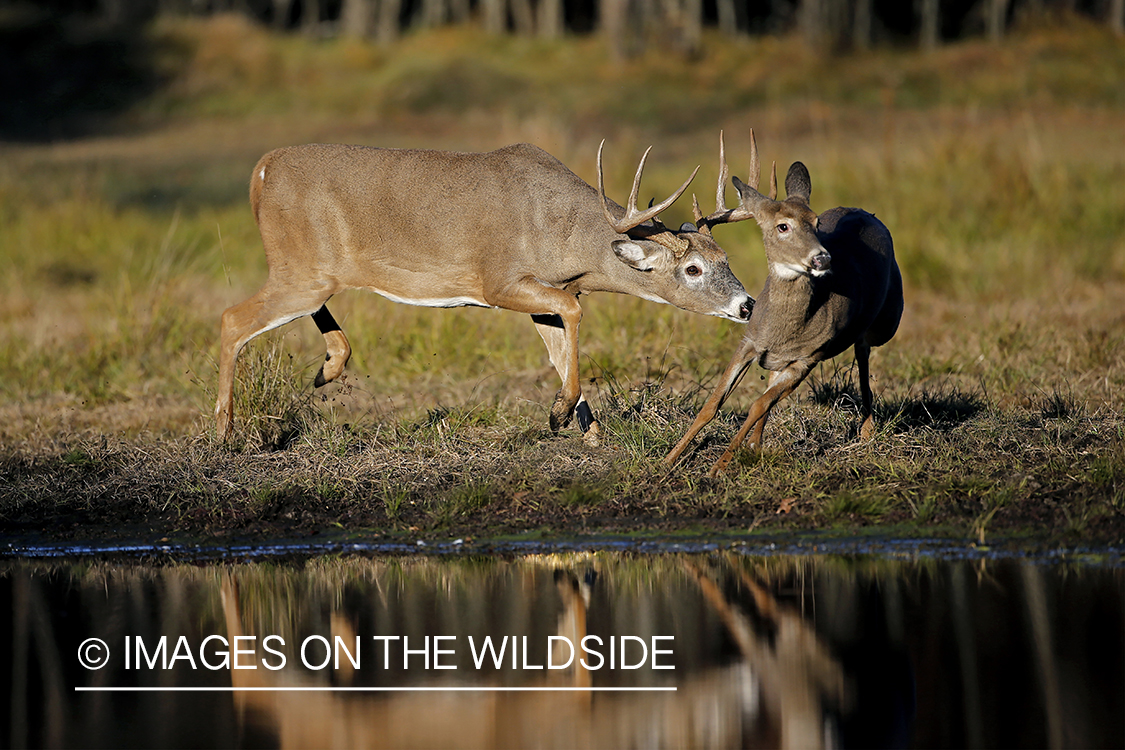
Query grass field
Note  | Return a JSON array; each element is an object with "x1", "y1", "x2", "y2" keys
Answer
[{"x1": 1, "y1": 14, "x2": 1122, "y2": 545}]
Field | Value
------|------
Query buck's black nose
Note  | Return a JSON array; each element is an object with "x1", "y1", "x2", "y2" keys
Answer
[
  {"x1": 739, "y1": 297, "x2": 754, "y2": 320},
  {"x1": 810, "y1": 252, "x2": 832, "y2": 273}
]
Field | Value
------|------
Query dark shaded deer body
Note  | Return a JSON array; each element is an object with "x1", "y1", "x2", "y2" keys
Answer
[{"x1": 664, "y1": 136, "x2": 903, "y2": 477}]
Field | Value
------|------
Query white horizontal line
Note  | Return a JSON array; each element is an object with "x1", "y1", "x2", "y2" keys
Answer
[{"x1": 75, "y1": 686, "x2": 677, "y2": 693}]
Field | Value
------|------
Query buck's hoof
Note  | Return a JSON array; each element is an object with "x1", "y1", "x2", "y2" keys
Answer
[
  {"x1": 549, "y1": 393, "x2": 575, "y2": 432},
  {"x1": 549, "y1": 411, "x2": 572, "y2": 433},
  {"x1": 582, "y1": 422, "x2": 602, "y2": 448},
  {"x1": 315, "y1": 353, "x2": 348, "y2": 388}
]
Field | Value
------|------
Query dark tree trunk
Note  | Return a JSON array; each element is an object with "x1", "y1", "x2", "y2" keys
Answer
[
  {"x1": 376, "y1": 0, "x2": 402, "y2": 44},
  {"x1": 919, "y1": 0, "x2": 940, "y2": 49},
  {"x1": 716, "y1": 0, "x2": 736, "y2": 34},
  {"x1": 302, "y1": 0, "x2": 322, "y2": 34},
  {"x1": 341, "y1": 0, "x2": 374, "y2": 36},
  {"x1": 988, "y1": 0, "x2": 1010, "y2": 40},
  {"x1": 482, "y1": 0, "x2": 505, "y2": 33},
  {"x1": 418, "y1": 0, "x2": 446, "y2": 27},
  {"x1": 538, "y1": 0, "x2": 563, "y2": 38},
  {"x1": 510, "y1": 0, "x2": 536, "y2": 34},
  {"x1": 853, "y1": 0, "x2": 873, "y2": 49}
]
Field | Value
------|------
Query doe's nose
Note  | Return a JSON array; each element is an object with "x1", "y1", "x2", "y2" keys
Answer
[{"x1": 810, "y1": 252, "x2": 832, "y2": 273}]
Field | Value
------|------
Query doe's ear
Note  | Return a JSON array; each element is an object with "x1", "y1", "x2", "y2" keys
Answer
[
  {"x1": 612, "y1": 240, "x2": 662, "y2": 271},
  {"x1": 784, "y1": 162, "x2": 812, "y2": 203}
]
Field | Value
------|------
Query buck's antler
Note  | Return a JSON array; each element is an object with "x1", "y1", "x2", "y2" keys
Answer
[{"x1": 597, "y1": 141, "x2": 699, "y2": 235}]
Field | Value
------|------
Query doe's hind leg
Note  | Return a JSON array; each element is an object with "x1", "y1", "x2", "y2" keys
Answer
[
  {"x1": 312, "y1": 305, "x2": 352, "y2": 387},
  {"x1": 855, "y1": 341, "x2": 875, "y2": 440}
]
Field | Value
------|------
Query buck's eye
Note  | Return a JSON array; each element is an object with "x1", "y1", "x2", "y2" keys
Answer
[
  {"x1": 685, "y1": 264, "x2": 702, "y2": 277},
  {"x1": 777, "y1": 223, "x2": 790, "y2": 234}
]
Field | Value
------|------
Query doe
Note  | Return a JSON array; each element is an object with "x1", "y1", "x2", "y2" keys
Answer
[{"x1": 664, "y1": 131, "x2": 903, "y2": 476}]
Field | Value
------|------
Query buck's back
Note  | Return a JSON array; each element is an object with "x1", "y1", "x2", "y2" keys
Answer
[{"x1": 252, "y1": 143, "x2": 606, "y2": 275}]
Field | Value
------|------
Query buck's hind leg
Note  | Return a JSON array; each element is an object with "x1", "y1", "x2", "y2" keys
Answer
[
  {"x1": 312, "y1": 305, "x2": 352, "y2": 387},
  {"x1": 216, "y1": 281, "x2": 335, "y2": 440}
]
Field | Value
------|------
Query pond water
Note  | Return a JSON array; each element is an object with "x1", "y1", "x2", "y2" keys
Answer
[{"x1": 3, "y1": 545, "x2": 1122, "y2": 749}]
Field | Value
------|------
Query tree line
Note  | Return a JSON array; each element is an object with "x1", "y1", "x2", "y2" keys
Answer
[{"x1": 29, "y1": 0, "x2": 1125, "y2": 55}]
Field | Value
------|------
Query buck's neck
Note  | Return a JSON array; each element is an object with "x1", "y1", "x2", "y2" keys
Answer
[{"x1": 581, "y1": 231, "x2": 676, "y2": 304}]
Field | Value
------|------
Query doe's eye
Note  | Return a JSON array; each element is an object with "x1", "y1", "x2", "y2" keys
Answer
[
  {"x1": 777, "y1": 223, "x2": 790, "y2": 234},
  {"x1": 685, "y1": 265, "x2": 702, "y2": 277}
]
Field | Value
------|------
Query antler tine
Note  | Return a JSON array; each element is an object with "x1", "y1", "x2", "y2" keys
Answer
[
  {"x1": 769, "y1": 161, "x2": 778, "y2": 200},
  {"x1": 699, "y1": 128, "x2": 759, "y2": 228},
  {"x1": 748, "y1": 128, "x2": 760, "y2": 192},
  {"x1": 596, "y1": 139, "x2": 617, "y2": 229},
  {"x1": 716, "y1": 130, "x2": 730, "y2": 213},
  {"x1": 626, "y1": 146, "x2": 653, "y2": 220},
  {"x1": 599, "y1": 140, "x2": 699, "y2": 234}
]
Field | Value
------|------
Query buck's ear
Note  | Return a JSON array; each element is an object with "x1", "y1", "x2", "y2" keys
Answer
[
  {"x1": 612, "y1": 240, "x2": 662, "y2": 271},
  {"x1": 785, "y1": 162, "x2": 812, "y2": 203}
]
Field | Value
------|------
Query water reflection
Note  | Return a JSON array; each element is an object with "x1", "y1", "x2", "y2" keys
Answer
[{"x1": 4, "y1": 553, "x2": 1122, "y2": 748}]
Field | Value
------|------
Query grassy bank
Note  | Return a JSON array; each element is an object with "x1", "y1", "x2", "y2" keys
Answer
[{"x1": 1, "y1": 16, "x2": 1122, "y2": 544}]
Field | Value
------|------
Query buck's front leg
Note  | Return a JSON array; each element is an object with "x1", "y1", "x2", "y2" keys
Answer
[
  {"x1": 532, "y1": 313, "x2": 600, "y2": 445},
  {"x1": 487, "y1": 279, "x2": 588, "y2": 439}
]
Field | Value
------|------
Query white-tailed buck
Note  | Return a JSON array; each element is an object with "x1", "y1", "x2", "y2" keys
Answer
[
  {"x1": 664, "y1": 131, "x2": 903, "y2": 476},
  {"x1": 216, "y1": 140, "x2": 754, "y2": 442}
]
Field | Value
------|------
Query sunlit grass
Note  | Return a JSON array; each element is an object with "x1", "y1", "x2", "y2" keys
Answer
[{"x1": 0, "y1": 17, "x2": 1122, "y2": 539}]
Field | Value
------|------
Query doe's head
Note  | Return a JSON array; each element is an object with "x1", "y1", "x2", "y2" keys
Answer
[
  {"x1": 696, "y1": 130, "x2": 832, "y2": 281},
  {"x1": 732, "y1": 160, "x2": 832, "y2": 280}
]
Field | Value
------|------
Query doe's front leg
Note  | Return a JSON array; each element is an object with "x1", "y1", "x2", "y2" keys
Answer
[
  {"x1": 708, "y1": 361, "x2": 811, "y2": 478},
  {"x1": 664, "y1": 338, "x2": 759, "y2": 468}
]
